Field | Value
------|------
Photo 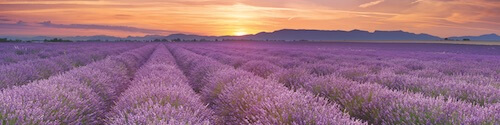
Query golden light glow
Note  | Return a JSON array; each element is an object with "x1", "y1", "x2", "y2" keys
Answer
[
  {"x1": 234, "y1": 31, "x2": 248, "y2": 36},
  {"x1": 0, "y1": 0, "x2": 498, "y2": 37}
]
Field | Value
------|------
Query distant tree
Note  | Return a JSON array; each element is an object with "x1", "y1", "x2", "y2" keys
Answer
[
  {"x1": 44, "y1": 38, "x2": 72, "y2": 42},
  {"x1": 0, "y1": 38, "x2": 7, "y2": 42},
  {"x1": 444, "y1": 38, "x2": 449, "y2": 41},
  {"x1": 463, "y1": 38, "x2": 470, "y2": 41},
  {"x1": 0, "y1": 38, "x2": 24, "y2": 42},
  {"x1": 171, "y1": 38, "x2": 181, "y2": 42}
]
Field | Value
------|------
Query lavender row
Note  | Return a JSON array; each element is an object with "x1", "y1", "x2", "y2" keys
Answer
[
  {"x1": 210, "y1": 43, "x2": 499, "y2": 87},
  {"x1": 0, "y1": 44, "x2": 156, "y2": 124},
  {"x1": 227, "y1": 47, "x2": 500, "y2": 105},
  {"x1": 0, "y1": 44, "x2": 136, "y2": 89},
  {"x1": 301, "y1": 76, "x2": 498, "y2": 124},
  {"x1": 246, "y1": 47, "x2": 500, "y2": 105},
  {"x1": 187, "y1": 45, "x2": 500, "y2": 105},
  {"x1": 106, "y1": 44, "x2": 213, "y2": 124},
  {"x1": 364, "y1": 69, "x2": 499, "y2": 105},
  {"x1": 0, "y1": 43, "x2": 129, "y2": 65},
  {"x1": 198, "y1": 42, "x2": 499, "y2": 79},
  {"x1": 168, "y1": 45, "x2": 364, "y2": 124},
  {"x1": 182, "y1": 45, "x2": 498, "y2": 124}
]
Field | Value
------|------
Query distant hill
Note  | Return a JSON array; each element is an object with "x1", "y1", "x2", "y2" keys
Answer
[
  {"x1": 230, "y1": 29, "x2": 442, "y2": 41},
  {"x1": 448, "y1": 34, "x2": 500, "y2": 41},
  {"x1": 2, "y1": 29, "x2": 499, "y2": 42}
]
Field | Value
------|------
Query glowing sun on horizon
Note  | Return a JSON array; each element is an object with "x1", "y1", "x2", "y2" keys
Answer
[{"x1": 234, "y1": 31, "x2": 248, "y2": 36}]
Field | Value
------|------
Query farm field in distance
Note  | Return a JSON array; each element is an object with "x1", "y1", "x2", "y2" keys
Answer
[{"x1": 0, "y1": 41, "x2": 499, "y2": 124}]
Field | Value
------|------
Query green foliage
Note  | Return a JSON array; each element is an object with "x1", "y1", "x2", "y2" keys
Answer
[
  {"x1": 0, "y1": 38, "x2": 22, "y2": 42},
  {"x1": 44, "y1": 38, "x2": 73, "y2": 42}
]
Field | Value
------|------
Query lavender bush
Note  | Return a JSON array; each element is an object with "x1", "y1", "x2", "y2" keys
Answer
[
  {"x1": 0, "y1": 43, "x2": 138, "y2": 89},
  {"x1": 0, "y1": 75, "x2": 103, "y2": 124},
  {"x1": 168, "y1": 45, "x2": 364, "y2": 124},
  {"x1": 180, "y1": 42, "x2": 499, "y2": 124},
  {"x1": 305, "y1": 76, "x2": 496, "y2": 124},
  {"x1": 0, "y1": 44, "x2": 155, "y2": 124},
  {"x1": 190, "y1": 42, "x2": 500, "y2": 106},
  {"x1": 1, "y1": 41, "x2": 498, "y2": 124},
  {"x1": 239, "y1": 60, "x2": 281, "y2": 78},
  {"x1": 107, "y1": 45, "x2": 213, "y2": 124}
]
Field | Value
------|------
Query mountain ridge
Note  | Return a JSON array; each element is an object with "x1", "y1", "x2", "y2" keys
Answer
[
  {"x1": 1, "y1": 29, "x2": 499, "y2": 41},
  {"x1": 448, "y1": 34, "x2": 500, "y2": 41}
]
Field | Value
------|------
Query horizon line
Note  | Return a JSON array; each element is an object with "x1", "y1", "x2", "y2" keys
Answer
[{"x1": 1, "y1": 28, "x2": 498, "y2": 38}]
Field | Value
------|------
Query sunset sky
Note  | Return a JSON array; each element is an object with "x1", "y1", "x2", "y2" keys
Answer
[{"x1": 0, "y1": 0, "x2": 499, "y2": 37}]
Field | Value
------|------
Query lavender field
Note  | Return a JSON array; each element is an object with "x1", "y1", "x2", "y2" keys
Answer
[{"x1": 0, "y1": 42, "x2": 499, "y2": 124}]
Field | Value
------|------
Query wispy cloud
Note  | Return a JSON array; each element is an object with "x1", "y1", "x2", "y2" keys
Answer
[
  {"x1": 359, "y1": 0, "x2": 385, "y2": 8},
  {"x1": 38, "y1": 21, "x2": 173, "y2": 34},
  {"x1": 411, "y1": 0, "x2": 424, "y2": 4},
  {"x1": 0, "y1": 16, "x2": 10, "y2": 22},
  {"x1": 0, "y1": 20, "x2": 27, "y2": 26}
]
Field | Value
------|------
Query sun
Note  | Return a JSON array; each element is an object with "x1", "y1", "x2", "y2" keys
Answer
[{"x1": 234, "y1": 31, "x2": 248, "y2": 36}]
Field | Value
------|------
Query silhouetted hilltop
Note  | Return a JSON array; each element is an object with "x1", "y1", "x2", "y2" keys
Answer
[
  {"x1": 448, "y1": 34, "x2": 500, "y2": 41},
  {"x1": 232, "y1": 29, "x2": 441, "y2": 41},
  {"x1": 2, "y1": 29, "x2": 499, "y2": 42}
]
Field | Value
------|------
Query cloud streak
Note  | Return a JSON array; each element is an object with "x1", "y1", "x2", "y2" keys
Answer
[
  {"x1": 359, "y1": 0, "x2": 385, "y2": 8},
  {"x1": 38, "y1": 21, "x2": 173, "y2": 34}
]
